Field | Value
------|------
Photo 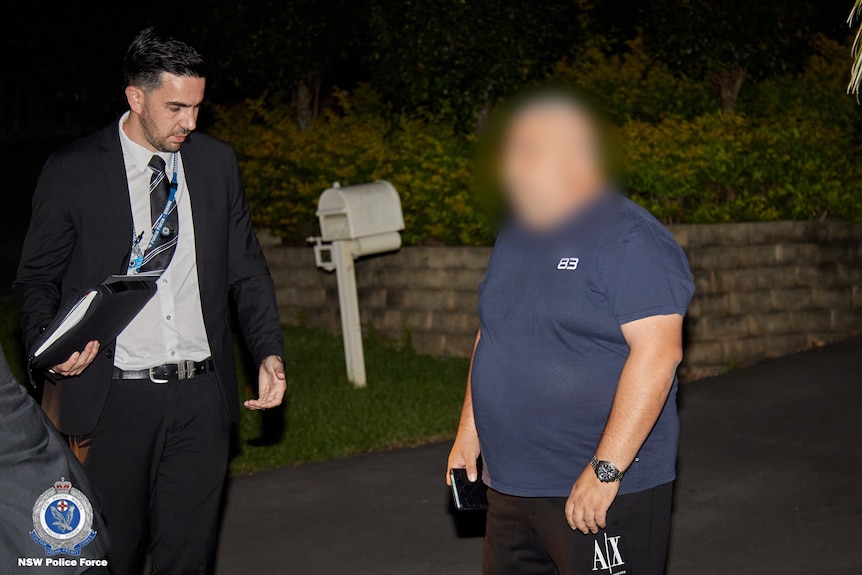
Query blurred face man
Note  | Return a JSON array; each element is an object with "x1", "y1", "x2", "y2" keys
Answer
[
  {"x1": 501, "y1": 99, "x2": 606, "y2": 230},
  {"x1": 124, "y1": 72, "x2": 205, "y2": 153},
  {"x1": 449, "y1": 91, "x2": 693, "y2": 575}
]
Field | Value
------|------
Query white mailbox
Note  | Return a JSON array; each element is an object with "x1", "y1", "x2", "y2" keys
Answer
[
  {"x1": 317, "y1": 181, "x2": 404, "y2": 242},
  {"x1": 308, "y1": 181, "x2": 405, "y2": 388}
]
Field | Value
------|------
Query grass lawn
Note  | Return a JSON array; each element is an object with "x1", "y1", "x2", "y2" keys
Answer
[
  {"x1": 0, "y1": 297, "x2": 468, "y2": 475},
  {"x1": 230, "y1": 326, "x2": 468, "y2": 474}
]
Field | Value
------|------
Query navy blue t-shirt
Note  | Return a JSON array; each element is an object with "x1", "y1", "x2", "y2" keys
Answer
[{"x1": 472, "y1": 192, "x2": 694, "y2": 497}]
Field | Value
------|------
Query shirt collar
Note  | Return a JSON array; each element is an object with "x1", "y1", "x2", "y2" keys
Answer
[{"x1": 118, "y1": 111, "x2": 174, "y2": 174}]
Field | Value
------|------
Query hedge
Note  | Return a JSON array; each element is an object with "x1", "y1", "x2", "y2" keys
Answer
[
  {"x1": 211, "y1": 87, "x2": 491, "y2": 246},
  {"x1": 211, "y1": 38, "x2": 862, "y2": 246}
]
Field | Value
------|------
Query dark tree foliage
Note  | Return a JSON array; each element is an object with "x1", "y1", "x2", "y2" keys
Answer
[
  {"x1": 0, "y1": 0, "x2": 853, "y2": 138},
  {"x1": 640, "y1": 0, "x2": 823, "y2": 111},
  {"x1": 189, "y1": 0, "x2": 370, "y2": 129},
  {"x1": 1, "y1": 0, "x2": 368, "y2": 135},
  {"x1": 367, "y1": 0, "x2": 587, "y2": 131}
]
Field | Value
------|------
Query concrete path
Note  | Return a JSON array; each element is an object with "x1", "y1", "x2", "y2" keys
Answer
[{"x1": 215, "y1": 337, "x2": 862, "y2": 574}]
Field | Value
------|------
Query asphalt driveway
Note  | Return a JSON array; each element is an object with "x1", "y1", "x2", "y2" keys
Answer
[{"x1": 215, "y1": 336, "x2": 862, "y2": 574}]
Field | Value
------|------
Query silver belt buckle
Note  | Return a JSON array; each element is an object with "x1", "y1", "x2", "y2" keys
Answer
[
  {"x1": 177, "y1": 360, "x2": 196, "y2": 381},
  {"x1": 148, "y1": 367, "x2": 170, "y2": 384}
]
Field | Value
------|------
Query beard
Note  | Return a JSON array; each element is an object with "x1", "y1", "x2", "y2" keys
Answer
[{"x1": 140, "y1": 107, "x2": 191, "y2": 153}]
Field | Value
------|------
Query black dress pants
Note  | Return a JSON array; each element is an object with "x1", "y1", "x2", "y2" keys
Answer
[
  {"x1": 70, "y1": 373, "x2": 229, "y2": 575},
  {"x1": 484, "y1": 482, "x2": 674, "y2": 575}
]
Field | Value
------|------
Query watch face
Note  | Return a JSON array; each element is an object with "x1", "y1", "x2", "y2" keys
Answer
[{"x1": 596, "y1": 462, "x2": 618, "y2": 482}]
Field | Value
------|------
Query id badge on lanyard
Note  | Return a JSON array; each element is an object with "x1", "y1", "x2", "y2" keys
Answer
[{"x1": 128, "y1": 152, "x2": 179, "y2": 274}]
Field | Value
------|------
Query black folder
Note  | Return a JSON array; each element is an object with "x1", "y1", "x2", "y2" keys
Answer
[{"x1": 29, "y1": 275, "x2": 159, "y2": 370}]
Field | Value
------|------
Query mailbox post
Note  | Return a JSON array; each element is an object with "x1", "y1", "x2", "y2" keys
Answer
[{"x1": 308, "y1": 181, "x2": 404, "y2": 387}]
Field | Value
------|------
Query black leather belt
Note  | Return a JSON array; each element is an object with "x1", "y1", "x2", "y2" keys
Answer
[{"x1": 112, "y1": 359, "x2": 215, "y2": 384}]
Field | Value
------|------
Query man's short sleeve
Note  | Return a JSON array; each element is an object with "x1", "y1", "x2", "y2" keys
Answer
[{"x1": 598, "y1": 221, "x2": 694, "y2": 326}]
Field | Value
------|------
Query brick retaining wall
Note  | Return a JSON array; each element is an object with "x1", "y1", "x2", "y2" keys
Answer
[{"x1": 260, "y1": 221, "x2": 862, "y2": 381}]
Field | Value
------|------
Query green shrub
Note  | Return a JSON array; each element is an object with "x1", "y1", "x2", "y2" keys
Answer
[
  {"x1": 621, "y1": 37, "x2": 862, "y2": 224},
  {"x1": 210, "y1": 86, "x2": 492, "y2": 246},
  {"x1": 212, "y1": 39, "x2": 862, "y2": 246},
  {"x1": 621, "y1": 111, "x2": 862, "y2": 223},
  {"x1": 740, "y1": 36, "x2": 862, "y2": 134},
  {"x1": 549, "y1": 38, "x2": 717, "y2": 124}
]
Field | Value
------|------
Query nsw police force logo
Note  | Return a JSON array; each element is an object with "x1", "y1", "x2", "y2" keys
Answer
[{"x1": 30, "y1": 478, "x2": 97, "y2": 556}]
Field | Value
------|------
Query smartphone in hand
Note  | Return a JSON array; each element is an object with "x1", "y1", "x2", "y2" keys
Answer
[{"x1": 449, "y1": 467, "x2": 488, "y2": 511}]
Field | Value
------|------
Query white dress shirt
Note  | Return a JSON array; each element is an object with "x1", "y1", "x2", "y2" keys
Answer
[{"x1": 114, "y1": 112, "x2": 211, "y2": 369}]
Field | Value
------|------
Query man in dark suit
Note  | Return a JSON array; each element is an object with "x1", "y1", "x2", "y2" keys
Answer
[{"x1": 14, "y1": 28, "x2": 286, "y2": 575}]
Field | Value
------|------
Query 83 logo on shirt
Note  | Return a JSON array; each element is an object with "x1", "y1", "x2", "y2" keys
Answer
[{"x1": 557, "y1": 257, "x2": 580, "y2": 270}]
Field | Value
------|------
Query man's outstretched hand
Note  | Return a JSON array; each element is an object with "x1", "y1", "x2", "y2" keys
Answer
[
  {"x1": 244, "y1": 355, "x2": 286, "y2": 410},
  {"x1": 565, "y1": 464, "x2": 620, "y2": 534},
  {"x1": 51, "y1": 340, "x2": 100, "y2": 377}
]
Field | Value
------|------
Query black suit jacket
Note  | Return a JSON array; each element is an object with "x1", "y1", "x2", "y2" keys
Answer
[{"x1": 14, "y1": 122, "x2": 284, "y2": 436}]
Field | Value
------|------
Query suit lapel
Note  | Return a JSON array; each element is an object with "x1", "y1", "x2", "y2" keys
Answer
[
  {"x1": 180, "y1": 136, "x2": 214, "y2": 300},
  {"x1": 99, "y1": 125, "x2": 135, "y2": 273}
]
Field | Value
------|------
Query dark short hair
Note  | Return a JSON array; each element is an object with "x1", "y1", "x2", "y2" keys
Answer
[{"x1": 123, "y1": 27, "x2": 206, "y2": 91}]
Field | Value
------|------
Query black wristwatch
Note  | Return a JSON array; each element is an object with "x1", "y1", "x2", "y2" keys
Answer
[{"x1": 590, "y1": 455, "x2": 625, "y2": 483}]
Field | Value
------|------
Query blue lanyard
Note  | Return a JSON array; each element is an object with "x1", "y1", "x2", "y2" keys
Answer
[
  {"x1": 147, "y1": 153, "x2": 179, "y2": 249},
  {"x1": 129, "y1": 152, "x2": 179, "y2": 273}
]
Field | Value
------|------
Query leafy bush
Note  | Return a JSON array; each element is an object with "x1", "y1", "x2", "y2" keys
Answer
[
  {"x1": 621, "y1": 111, "x2": 862, "y2": 223},
  {"x1": 367, "y1": 0, "x2": 586, "y2": 130},
  {"x1": 549, "y1": 38, "x2": 717, "y2": 124},
  {"x1": 620, "y1": 37, "x2": 862, "y2": 223},
  {"x1": 212, "y1": 39, "x2": 862, "y2": 245},
  {"x1": 211, "y1": 86, "x2": 492, "y2": 246},
  {"x1": 740, "y1": 36, "x2": 862, "y2": 133}
]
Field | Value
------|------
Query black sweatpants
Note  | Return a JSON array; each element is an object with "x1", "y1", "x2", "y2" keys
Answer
[
  {"x1": 484, "y1": 482, "x2": 673, "y2": 575},
  {"x1": 70, "y1": 373, "x2": 230, "y2": 575}
]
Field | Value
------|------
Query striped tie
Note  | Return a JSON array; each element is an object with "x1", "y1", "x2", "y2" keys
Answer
[{"x1": 139, "y1": 155, "x2": 179, "y2": 273}]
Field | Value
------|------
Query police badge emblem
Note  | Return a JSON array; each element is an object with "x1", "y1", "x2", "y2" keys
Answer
[{"x1": 30, "y1": 478, "x2": 97, "y2": 556}]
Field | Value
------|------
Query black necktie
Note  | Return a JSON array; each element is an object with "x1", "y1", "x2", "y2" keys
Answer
[{"x1": 139, "y1": 155, "x2": 179, "y2": 273}]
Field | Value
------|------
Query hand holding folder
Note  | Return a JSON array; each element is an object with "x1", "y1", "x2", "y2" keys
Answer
[{"x1": 29, "y1": 275, "x2": 159, "y2": 371}]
